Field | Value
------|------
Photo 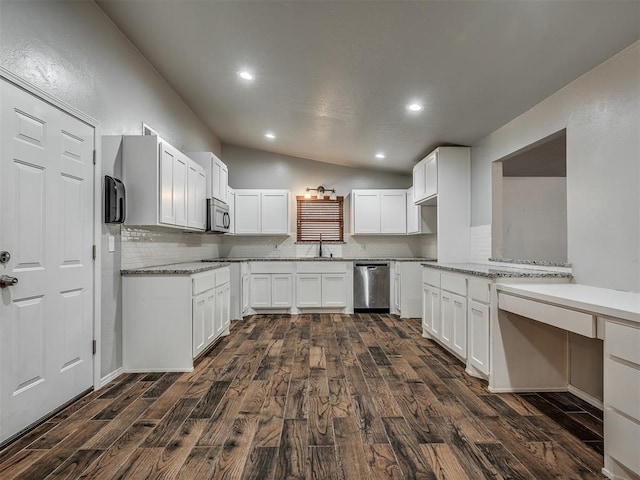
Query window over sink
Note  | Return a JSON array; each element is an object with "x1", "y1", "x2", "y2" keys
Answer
[{"x1": 296, "y1": 196, "x2": 344, "y2": 242}]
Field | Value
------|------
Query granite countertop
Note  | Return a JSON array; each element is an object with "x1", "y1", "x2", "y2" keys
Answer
[
  {"x1": 422, "y1": 261, "x2": 573, "y2": 279},
  {"x1": 121, "y1": 262, "x2": 230, "y2": 275},
  {"x1": 202, "y1": 257, "x2": 437, "y2": 263}
]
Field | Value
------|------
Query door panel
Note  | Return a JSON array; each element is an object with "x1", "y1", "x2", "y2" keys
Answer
[{"x1": 1, "y1": 80, "x2": 94, "y2": 444}]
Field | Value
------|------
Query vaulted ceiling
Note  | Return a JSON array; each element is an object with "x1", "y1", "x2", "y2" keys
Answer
[{"x1": 97, "y1": 0, "x2": 640, "y2": 173}]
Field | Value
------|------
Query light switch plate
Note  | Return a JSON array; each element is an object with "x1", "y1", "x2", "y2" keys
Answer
[{"x1": 108, "y1": 236, "x2": 115, "y2": 252}]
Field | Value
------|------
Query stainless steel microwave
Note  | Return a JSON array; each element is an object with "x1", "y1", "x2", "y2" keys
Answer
[{"x1": 207, "y1": 198, "x2": 230, "y2": 233}]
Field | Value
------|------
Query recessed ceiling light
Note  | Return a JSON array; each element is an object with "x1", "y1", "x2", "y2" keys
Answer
[
  {"x1": 406, "y1": 103, "x2": 424, "y2": 112},
  {"x1": 375, "y1": 152, "x2": 386, "y2": 159},
  {"x1": 238, "y1": 70, "x2": 254, "y2": 81},
  {"x1": 264, "y1": 132, "x2": 276, "y2": 140}
]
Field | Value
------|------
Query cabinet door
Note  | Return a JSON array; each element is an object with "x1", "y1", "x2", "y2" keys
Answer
[
  {"x1": 272, "y1": 274, "x2": 292, "y2": 307},
  {"x1": 380, "y1": 191, "x2": 407, "y2": 234},
  {"x1": 425, "y1": 152, "x2": 438, "y2": 199},
  {"x1": 204, "y1": 289, "x2": 216, "y2": 345},
  {"x1": 192, "y1": 292, "x2": 207, "y2": 357},
  {"x1": 321, "y1": 274, "x2": 347, "y2": 307},
  {"x1": 407, "y1": 188, "x2": 419, "y2": 234},
  {"x1": 296, "y1": 274, "x2": 322, "y2": 307},
  {"x1": 187, "y1": 161, "x2": 206, "y2": 230},
  {"x1": 250, "y1": 274, "x2": 271, "y2": 307},
  {"x1": 413, "y1": 159, "x2": 426, "y2": 203},
  {"x1": 468, "y1": 300, "x2": 490, "y2": 375},
  {"x1": 261, "y1": 191, "x2": 289, "y2": 234},
  {"x1": 440, "y1": 291, "x2": 454, "y2": 348},
  {"x1": 451, "y1": 292, "x2": 467, "y2": 359},
  {"x1": 159, "y1": 143, "x2": 176, "y2": 225},
  {"x1": 393, "y1": 273, "x2": 401, "y2": 313},
  {"x1": 235, "y1": 190, "x2": 261, "y2": 234},
  {"x1": 353, "y1": 191, "x2": 380, "y2": 234},
  {"x1": 220, "y1": 163, "x2": 229, "y2": 203},
  {"x1": 423, "y1": 284, "x2": 441, "y2": 339},
  {"x1": 242, "y1": 274, "x2": 250, "y2": 315},
  {"x1": 174, "y1": 153, "x2": 188, "y2": 227},
  {"x1": 222, "y1": 283, "x2": 231, "y2": 331}
]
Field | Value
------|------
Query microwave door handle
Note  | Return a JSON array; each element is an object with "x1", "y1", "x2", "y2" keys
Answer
[{"x1": 223, "y1": 212, "x2": 230, "y2": 229}]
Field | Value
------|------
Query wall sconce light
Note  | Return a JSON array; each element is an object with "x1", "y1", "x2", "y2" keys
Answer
[{"x1": 305, "y1": 185, "x2": 337, "y2": 200}]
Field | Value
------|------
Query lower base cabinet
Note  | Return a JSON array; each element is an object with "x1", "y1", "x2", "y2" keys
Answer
[
  {"x1": 250, "y1": 273, "x2": 293, "y2": 308},
  {"x1": 467, "y1": 300, "x2": 490, "y2": 375},
  {"x1": 123, "y1": 266, "x2": 230, "y2": 372},
  {"x1": 296, "y1": 272, "x2": 347, "y2": 308}
]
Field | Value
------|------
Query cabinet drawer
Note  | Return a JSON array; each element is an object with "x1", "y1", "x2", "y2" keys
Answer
[
  {"x1": 605, "y1": 358, "x2": 640, "y2": 420},
  {"x1": 250, "y1": 262, "x2": 294, "y2": 274},
  {"x1": 606, "y1": 408, "x2": 640, "y2": 474},
  {"x1": 422, "y1": 267, "x2": 440, "y2": 287},
  {"x1": 215, "y1": 267, "x2": 230, "y2": 286},
  {"x1": 297, "y1": 262, "x2": 348, "y2": 274},
  {"x1": 606, "y1": 321, "x2": 640, "y2": 365},
  {"x1": 498, "y1": 293, "x2": 596, "y2": 338},
  {"x1": 468, "y1": 278, "x2": 490, "y2": 303},
  {"x1": 441, "y1": 273, "x2": 467, "y2": 296},
  {"x1": 192, "y1": 271, "x2": 215, "y2": 295}
]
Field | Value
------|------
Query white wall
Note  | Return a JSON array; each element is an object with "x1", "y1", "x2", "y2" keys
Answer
[
  {"x1": 0, "y1": 0, "x2": 222, "y2": 379},
  {"x1": 501, "y1": 177, "x2": 567, "y2": 263},
  {"x1": 471, "y1": 41, "x2": 640, "y2": 292}
]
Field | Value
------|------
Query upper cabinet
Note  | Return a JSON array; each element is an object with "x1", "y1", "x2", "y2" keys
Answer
[
  {"x1": 234, "y1": 189, "x2": 290, "y2": 235},
  {"x1": 189, "y1": 152, "x2": 229, "y2": 203},
  {"x1": 412, "y1": 150, "x2": 438, "y2": 204},
  {"x1": 351, "y1": 189, "x2": 407, "y2": 235},
  {"x1": 413, "y1": 146, "x2": 471, "y2": 262},
  {"x1": 123, "y1": 135, "x2": 206, "y2": 231}
]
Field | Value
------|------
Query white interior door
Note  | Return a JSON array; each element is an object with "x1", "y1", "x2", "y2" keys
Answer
[{"x1": 0, "y1": 80, "x2": 94, "y2": 444}]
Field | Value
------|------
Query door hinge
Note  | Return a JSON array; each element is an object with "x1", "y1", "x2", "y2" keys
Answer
[
  {"x1": 93, "y1": 150, "x2": 96, "y2": 165},
  {"x1": 92, "y1": 340, "x2": 97, "y2": 355},
  {"x1": 92, "y1": 245, "x2": 96, "y2": 260}
]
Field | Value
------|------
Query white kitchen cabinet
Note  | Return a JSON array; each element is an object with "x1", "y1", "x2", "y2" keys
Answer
[
  {"x1": 227, "y1": 186, "x2": 235, "y2": 234},
  {"x1": 187, "y1": 161, "x2": 207, "y2": 230},
  {"x1": 188, "y1": 151, "x2": 229, "y2": 203},
  {"x1": 122, "y1": 266, "x2": 230, "y2": 372},
  {"x1": 604, "y1": 319, "x2": 640, "y2": 479},
  {"x1": 234, "y1": 189, "x2": 290, "y2": 235},
  {"x1": 393, "y1": 272, "x2": 401, "y2": 314},
  {"x1": 450, "y1": 292, "x2": 467, "y2": 358},
  {"x1": 249, "y1": 262, "x2": 294, "y2": 309},
  {"x1": 352, "y1": 190, "x2": 380, "y2": 233},
  {"x1": 295, "y1": 262, "x2": 349, "y2": 309},
  {"x1": 391, "y1": 261, "x2": 424, "y2": 318},
  {"x1": 422, "y1": 283, "x2": 441, "y2": 337},
  {"x1": 412, "y1": 147, "x2": 470, "y2": 262},
  {"x1": 351, "y1": 189, "x2": 406, "y2": 235},
  {"x1": 235, "y1": 190, "x2": 261, "y2": 234},
  {"x1": 296, "y1": 274, "x2": 322, "y2": 307},
  {"x1": 241, "y1": 263, "x2": 250, "y2": 316},
  {"x1": 322, "y1": 274, "x2": 347, "y2": 307},
  {"x1": 406, "y1": 187, "x2": 437, "y2": 235},
  {"x1": 468, "y1": 300, "x2": 490, "y2": 375},
  {"x1": 123, "y1": 135, "x2": 205, "y2": 231}
]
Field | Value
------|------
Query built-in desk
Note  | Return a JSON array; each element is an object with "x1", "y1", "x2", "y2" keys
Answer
[{"x1": 494, "y1": 283, "x2": 640, "y2": 480}]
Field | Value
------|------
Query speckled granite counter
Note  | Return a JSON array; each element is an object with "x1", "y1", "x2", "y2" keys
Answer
[
  {"x1": 202, "y1": 257, "x2": 437, "y2": 263},
  {"x1": 422, "y1": 262, "x2": 573, "y2": 279},
  {"x1": 121, "y1": 262, "x2": 230, "y2": 275}
]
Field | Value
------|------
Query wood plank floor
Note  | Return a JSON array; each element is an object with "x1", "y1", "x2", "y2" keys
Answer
[{"x1": 0, "y1": 314, "x2": 606, "y2": 479}]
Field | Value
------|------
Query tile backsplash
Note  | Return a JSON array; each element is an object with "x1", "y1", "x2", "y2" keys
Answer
[
  {"x1": 121, "y1": 226, "x2": 436, "y2": 268},
  {"x1": 470, "y1": 224, "x2": 491, "y2": 264}
]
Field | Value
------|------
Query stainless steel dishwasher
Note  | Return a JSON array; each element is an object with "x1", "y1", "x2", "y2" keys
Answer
[{"x1": 353, "y1": 262, "x2": 390, "y2": 313}]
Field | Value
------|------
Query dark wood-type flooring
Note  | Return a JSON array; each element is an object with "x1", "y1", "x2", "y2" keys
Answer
[{"x1": 0, "y1": 314, "x2": 605, "y2": 479}]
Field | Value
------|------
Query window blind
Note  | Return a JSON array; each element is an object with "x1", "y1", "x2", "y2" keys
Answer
[{"x1": 296, "y1": 196, "x2": 344, "y2": 242}]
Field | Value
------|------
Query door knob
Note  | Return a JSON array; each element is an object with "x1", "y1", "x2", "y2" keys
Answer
[
  {"x1": 0, "y1": 251, "x2": 10, "y2": 264},
  {"x1": 0, "y1": 275, "x2": 18, "y2": 288}
]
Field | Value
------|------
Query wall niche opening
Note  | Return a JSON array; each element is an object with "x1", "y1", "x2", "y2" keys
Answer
[{"x1": 492, "y1": 129, "x2": 568, "y2": 264}]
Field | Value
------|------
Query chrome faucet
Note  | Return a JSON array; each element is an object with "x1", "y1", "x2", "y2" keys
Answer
[{"x1": 319, "y1": 233, "x2": 323, "y2": 258}]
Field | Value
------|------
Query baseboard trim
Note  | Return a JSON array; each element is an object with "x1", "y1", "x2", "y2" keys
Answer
[
  {"x1": 568, "y1": 384, "x2": 603, "y2": 410},
  {"x1": 122, "y1": 367, "x2": 193, "y2": 373},
  {"x1": 99, "y1": 367, "x2": 124, "y2": 389},
  {"x1": 488, "y1": 386, "x2": 567, "y2": 394}
]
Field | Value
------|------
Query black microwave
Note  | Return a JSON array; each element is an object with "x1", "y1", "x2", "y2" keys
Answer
[{"x1": 104, "y1": 175, "x2": 126, "y2": 224}]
